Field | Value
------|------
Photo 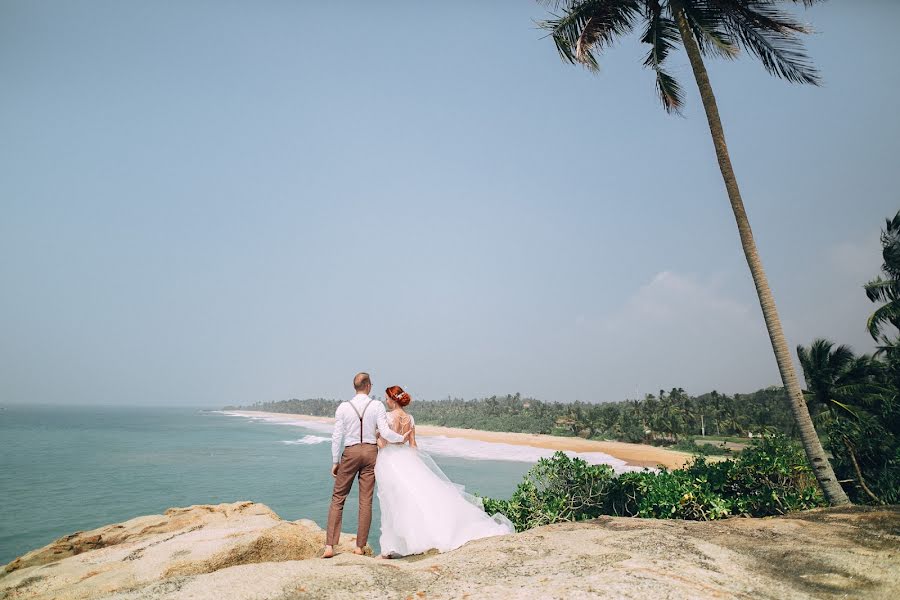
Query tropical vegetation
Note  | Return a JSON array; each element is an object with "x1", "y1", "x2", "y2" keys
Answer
[
  {"x1": 236, "y1": 385, "x2": 794, "y2": 448},
  {"x1": 480, "y1": 435, "x2": 824, "y2": 532}
]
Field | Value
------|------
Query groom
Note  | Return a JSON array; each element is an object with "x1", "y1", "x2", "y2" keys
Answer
[{"x1": 322, "y1": 372, "x2": 408, "y2": 558}]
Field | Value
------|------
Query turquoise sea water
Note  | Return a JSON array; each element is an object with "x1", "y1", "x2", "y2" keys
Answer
[{"x1": 0, "y1": 405, "x2": 531, "y2": 564}]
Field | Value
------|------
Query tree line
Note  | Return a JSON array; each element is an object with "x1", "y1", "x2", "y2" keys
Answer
[{"x1": 232, "y1": 385, "x2": 795, "y2": 444}]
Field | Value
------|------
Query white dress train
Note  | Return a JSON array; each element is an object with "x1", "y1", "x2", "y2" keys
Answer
[{"x1": 375, "y1": 412, "x2": 514, "y2": 557}]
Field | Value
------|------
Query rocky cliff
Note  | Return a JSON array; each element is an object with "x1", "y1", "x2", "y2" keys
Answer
[{"x1": 2, "y1": 501, "x2": 898, "y2": 600}]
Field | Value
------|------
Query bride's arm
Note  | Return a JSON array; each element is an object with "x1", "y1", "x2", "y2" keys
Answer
[{"x1": 409, "y1": 415, "x2": 417, "y2": 448}]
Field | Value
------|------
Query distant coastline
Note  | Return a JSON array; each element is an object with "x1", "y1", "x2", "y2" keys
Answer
[{"x1": 227, "y1": 409, "x2": 694, "y2": 470}]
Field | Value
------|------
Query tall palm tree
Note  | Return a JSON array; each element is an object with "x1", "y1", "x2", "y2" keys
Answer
[
  {"x1": 865, "y1": 211, "x2": 900, "y2": 350},
  {"x1": 537, "y1": 0, "x2": 849, "y2": 504}
]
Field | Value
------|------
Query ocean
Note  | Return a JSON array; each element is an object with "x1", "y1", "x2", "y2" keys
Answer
[{"x1": 0, "y1": 405, "x2": 535, "y2": 564}]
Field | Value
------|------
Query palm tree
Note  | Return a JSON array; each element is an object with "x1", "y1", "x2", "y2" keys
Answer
[
  {"x1": 641, "y1": 393, "x2": 660, "y2": 436},
  {"x1": 720, "y1": 402, "x2": 745, "y2": 436},
  {"x1": 865, "y1": 211, "x2": 900, "y2": 351},
  {"x1": 797, "y1": 338, "x2": 893, "y2": 503},
  {"x1": 709, "y1": 390, "x2": 724, "y2": 436},
  {"x1": 797, "y1": 339, "x2": 884, "y2": 421},
  {"x1": 537, "y1": 0, "x2": 849, "y2": 504},
  {"x1": 670, "y1": 387, "x2": 698, "y2": 435}
]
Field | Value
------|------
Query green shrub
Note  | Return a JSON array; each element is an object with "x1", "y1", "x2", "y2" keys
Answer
[
  {"x1": 715, "y1": 435, "x2": 824, "y2": 516},
  {"x1": 608, "y1": 467, "x2": 732, "y2": 520},
  {"x1": 482, "y1": 452, "x2": 616, "y2": 531},
  {"x1": 482, "y1": 435, "x2": 825, "y2": 531}
]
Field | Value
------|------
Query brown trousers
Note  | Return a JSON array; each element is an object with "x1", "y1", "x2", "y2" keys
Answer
[{"x1": 326, "y1": 443, "x2": 378, "y2": 547}]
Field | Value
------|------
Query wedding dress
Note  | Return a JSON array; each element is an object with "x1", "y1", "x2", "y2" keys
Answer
[{"x1": 375, "y1": 411, "x2": 514, "y2": 557}]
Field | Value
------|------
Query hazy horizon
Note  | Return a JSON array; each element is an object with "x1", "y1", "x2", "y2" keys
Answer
[{"x1": 2, "y1": 1, "x2": 898, "y2": 407}]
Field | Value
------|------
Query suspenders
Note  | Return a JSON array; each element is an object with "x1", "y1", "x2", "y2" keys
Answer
[{"x1": 346, "y1": 398, "x2": 374, "y2": 444}]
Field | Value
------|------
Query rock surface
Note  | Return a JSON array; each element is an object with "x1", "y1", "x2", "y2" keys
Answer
[{"x1": 2, "y1": 501, "x2": 898, "y2": 600}]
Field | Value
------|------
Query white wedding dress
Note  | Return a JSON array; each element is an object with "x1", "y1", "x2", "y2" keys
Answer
[{"x1": 375, "y1": 411, "x2": 514, "y2": 557}]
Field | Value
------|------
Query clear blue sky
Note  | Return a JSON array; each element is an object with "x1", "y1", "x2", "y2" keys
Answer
[{"x1": 2, "y1": 1, "x2": 898, "y2": 406}]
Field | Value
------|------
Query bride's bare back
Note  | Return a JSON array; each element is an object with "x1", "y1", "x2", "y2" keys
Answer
[{"x1": 380, "y1": 409, "x2": 416, "y2": 448}]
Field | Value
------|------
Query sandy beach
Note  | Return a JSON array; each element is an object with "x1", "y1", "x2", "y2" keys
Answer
[{"x1": 232, "y1": 410, "x2": 694, "y2": 469}]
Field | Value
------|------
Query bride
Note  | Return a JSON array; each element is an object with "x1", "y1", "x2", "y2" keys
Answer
[{"x1": 375, "y1": 385, "x2": 514, "y2": 558}]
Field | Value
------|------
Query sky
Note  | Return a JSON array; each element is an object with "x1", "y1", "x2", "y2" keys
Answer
[{"x1": 2, "y1": 1, "x2": 898, "y2": 407}]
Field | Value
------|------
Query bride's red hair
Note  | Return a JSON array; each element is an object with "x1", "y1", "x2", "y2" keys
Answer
[{"x1": 385, "y1": 385, "x2": 411, "y2": 407}]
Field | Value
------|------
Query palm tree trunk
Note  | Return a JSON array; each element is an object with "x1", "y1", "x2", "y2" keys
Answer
[{"x1": 672, "y1": 5, "x2": 850, "y2": 505}]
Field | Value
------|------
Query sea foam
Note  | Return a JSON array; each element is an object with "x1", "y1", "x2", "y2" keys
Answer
[
  {"x1": 221, "y1": 410, "x2": 648, "y2": 474},
  {"x1": 281, "y1": 435, "x2": 330, "y2": 445},
  {"x1": 223, "y1": 411, "x2": 334, "y2": 434}
]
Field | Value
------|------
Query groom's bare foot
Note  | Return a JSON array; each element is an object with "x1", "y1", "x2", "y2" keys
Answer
[
  {"x1": 321, "y1": 545, "x2": 334, "y2": 559},
  {"x1": 352, "y1": 546, "x2": 365, "y2": 556}
]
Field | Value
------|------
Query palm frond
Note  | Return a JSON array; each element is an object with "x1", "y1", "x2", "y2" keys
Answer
[
  {"x1": 679, "y1": 1, "x2": 740, "y2": 60},
  {"x1": 642, "y1": 1, "x2": 684, "y2": 112},
  {"x1": 873, "y1": 338, "x2": 900, "y2": 357},
  {"x1": 842, "y1": 356, "x2": 885, "y2": 383},
  {"x1": 829, "y1": 398, "x2": 861, "y2": 419},
  {"x1": 787, "y1": 0, "x2": 827, "y2": 6},
  {"x1": 714, "y1": 0, "x2": 813, "y2": 34},
  {"x1": 537, "y1": 0, "x2": 580, "y2": 8},
  {"x1": 653, "y1": 68, "x2": 684, "y2": 113},
  {"x1": 709, "y1": 0, "x2": 821, "y2": 84},
  {"x1": 868, "y1": 302, "x2": 900, "y2": 340},
  {"x1": 732, "y1": 21, "x2": 820, "y2": 84},
  {"x1": 864, "y1": 210, "x2": 900, "y2": 345},
  {"x1": 540, "y1": 11, "x2": 596, "y2": 70},
  {"x1": 538, "y1": 0, "x2": 642, "y2": 71},
  {"x1": 864, "y1": 277, "x2": 899, "y2": 304},
  {"x1": 797, "y1": 344, "x2": 814, "y2": 376},
  {"x1": 879, "y1": 210, "x2": 900, "y2": 280},
  {"x1": 828, "y1": 344, "x2": 856, "y2": 371},
  {"x1": 833, "y1": 383, "x2": 895, "y2": 404}
]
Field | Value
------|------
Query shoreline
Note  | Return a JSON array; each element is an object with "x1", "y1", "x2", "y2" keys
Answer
[{"x1": 228, "y1": 410, "x2": 695, "y2": 469}]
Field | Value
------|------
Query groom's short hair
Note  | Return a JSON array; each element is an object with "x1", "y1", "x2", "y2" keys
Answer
[{"x1": 353, "y1": 372, "x2": 371, "y2": 391}]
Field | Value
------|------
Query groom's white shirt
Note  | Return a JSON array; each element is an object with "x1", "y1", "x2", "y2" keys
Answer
[{"x1": 331, "y1": 393, "x2": 404, "y2": 464}]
